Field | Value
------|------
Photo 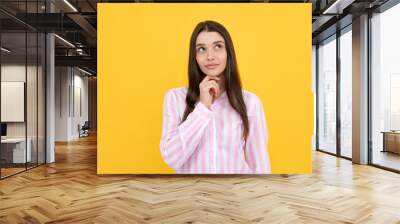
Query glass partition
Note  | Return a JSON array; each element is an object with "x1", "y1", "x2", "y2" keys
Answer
[
  {"x1": 0, "y1": 1, "x2": 46, "y2": 179},
  {"x1": 27, "y1": 30, "x2": 38, "y2": 169},
  {"x1": 1, "y1": 30, "x2": 28, "y2": 177}
]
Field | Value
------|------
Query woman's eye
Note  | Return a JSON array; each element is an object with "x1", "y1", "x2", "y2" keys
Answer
[
  {"x1": 197, "y1": 47, "x2": 205, "y2": 52},
  {"x1": 215, "y1": 44, "x2": 224, "y2": 50}
]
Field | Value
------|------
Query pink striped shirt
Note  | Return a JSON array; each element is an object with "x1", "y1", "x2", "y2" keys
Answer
[{"x1": 160, "y1": 87, "x2": 271, "y2": 174}]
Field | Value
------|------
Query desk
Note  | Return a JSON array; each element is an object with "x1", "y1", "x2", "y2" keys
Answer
[
  {"x1": 1, "y1": 138, "x2": 31, "y2": 163},
  {"x1": 381, "y1": 131, "x2": 400, "y2": 154}
]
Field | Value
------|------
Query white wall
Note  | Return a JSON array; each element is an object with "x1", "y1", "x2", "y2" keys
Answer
[
  {"x1": 1, "y1": 82, "x2": 25, "y2": 122},
  {"x1": 55, "y1": 67, "x2": 89, "y2": 141},
  {"x1": 1, "y1": 63, "x2": 46, "y2": 164},
  {"x1": 55, "y1": 67, "x2": 70, "y2": 141},
  {"x1": 73, "y1": 72, "x2": 89, "y2": 138},
  {"x1": 1, "y1": 65, "x2": 39, "y2": 137}
]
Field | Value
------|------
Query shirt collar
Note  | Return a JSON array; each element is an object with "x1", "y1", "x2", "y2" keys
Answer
[{"x1": 213, "y1": 91, "x2": 227, "y2": 105}]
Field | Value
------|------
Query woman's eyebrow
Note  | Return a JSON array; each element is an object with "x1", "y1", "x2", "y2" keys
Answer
[
  {"x1": 213, "y1": 40, "x2": 224, "y2": 44},
  {"x1": 196, "y1": 40, "x2": 225, "y2": 47}
]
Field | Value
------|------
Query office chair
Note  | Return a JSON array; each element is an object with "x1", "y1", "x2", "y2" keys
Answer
[{"x1": 79, "y1": 121, "x2": 90, "y2": 138}]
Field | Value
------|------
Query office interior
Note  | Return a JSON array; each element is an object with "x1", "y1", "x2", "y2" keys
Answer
[
  {"x1": 0, "y1": 0, "x2": 400, "y2": 222},
  {"x1": 0, "y1": 0, "x2": 97, "y2": 179},
  {"x1": 314, "y1": 0, "x2": 400, "y2": 172}
]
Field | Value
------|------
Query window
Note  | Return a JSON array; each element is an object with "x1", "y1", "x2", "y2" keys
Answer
[
  {"x1": 339, "y1": 27, "x2": 352, "y2": 158},
  {"x1": 371, "y1": 2, "x2": 400, "y2": 171},
  {"x1": 318, "y1": 35, "x2": 337, "y2": 154}
]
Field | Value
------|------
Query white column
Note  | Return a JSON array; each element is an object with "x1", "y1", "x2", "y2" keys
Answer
[
  {"x1": 352, "y1": 14, "x2": 369, "y2": 164},
  {"x1": 46, "y1": 1, "x2": 55, "y2": 163}
]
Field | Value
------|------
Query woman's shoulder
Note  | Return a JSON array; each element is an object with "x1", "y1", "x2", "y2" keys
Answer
[
  {"x1": 242, "y1": 89, "x2": 263, "y2": 116},
  {"x1": 242, "y1": 89, "x2": 262, "y2": 105},
  {"x1": 164, "y1": 87, "x2": 187, "y2": 101}
]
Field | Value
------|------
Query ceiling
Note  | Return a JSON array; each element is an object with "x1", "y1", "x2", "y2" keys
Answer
[
  {"x1": 0, "y1": 0, "x2": 394, "y2": 75},
  {"x1": 0, "y1": 0, "x2": 97, "y2": 74}
]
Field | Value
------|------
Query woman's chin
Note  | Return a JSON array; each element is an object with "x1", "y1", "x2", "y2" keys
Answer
[{"x1": 206, "y1": 73, "x2": 222, "y2": 78}]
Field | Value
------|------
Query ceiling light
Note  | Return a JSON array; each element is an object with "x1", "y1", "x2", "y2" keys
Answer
[
  {"x1": 63, "y1": 0, "x2": 78, "y2": 12},
  {"x1": 78, "y1": 67, "x2": 93, "y2": 76},
  {"x1": 54, "y1": 34, "x2": 75, "y2": 48},
  {"x1": 322, "y1": 0, "x2": 355, "y2": 15},
  {"x1": 1, "y1": 47, "x2": 11, "y2": 53}
]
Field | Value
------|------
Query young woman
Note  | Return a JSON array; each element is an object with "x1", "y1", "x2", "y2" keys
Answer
[{"x1": 160, "y1": 20, "x2": 271, "y2": 174}]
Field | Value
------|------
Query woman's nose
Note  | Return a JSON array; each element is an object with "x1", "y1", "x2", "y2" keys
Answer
[{"x1": 207, "y1": 50, "x2": 215, "y2": 60}]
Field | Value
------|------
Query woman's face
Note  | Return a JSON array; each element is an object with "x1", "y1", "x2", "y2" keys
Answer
[{"x1": 195, "y1": 31, "x2": 227, "y2": 78}]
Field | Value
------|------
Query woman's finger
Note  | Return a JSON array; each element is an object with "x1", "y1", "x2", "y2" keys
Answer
[
  {"x1": 200, "y1": 76, "x2": 219, "y2": 89},
  {"x1": 207, "y1": 76, "x2": 220, "y2": 81},
  {"x1": 204, "y1": 83, "x2": 216, "y2": 94},
  {"x1": 204, "y1": 82, "x2": 216, "y2": 97},
  {"x1": 206, "y1": 81, "x2": 218, "y2": 89},
  {"x1": 200, "y1": 76, "x2": 210, "y2": 86},
  {"x1": 210, "y1": 82, "x2": 219, "y2": 97}
]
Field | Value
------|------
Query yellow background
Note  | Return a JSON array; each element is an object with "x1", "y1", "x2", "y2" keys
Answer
[{"x1": 98, "y1": 3, "x2": 313, "y2": 174}]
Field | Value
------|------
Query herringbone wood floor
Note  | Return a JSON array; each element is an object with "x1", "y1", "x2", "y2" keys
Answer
[{"x1": 1, "y1": 134, "x2": 400, "y2": 223}]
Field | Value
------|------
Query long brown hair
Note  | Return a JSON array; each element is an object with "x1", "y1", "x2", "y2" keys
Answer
[{"x1": 181, "y1": 20, "x2": 249, "y2": 141}]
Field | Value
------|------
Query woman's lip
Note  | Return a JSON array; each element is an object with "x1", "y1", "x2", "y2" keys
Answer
[{"x1": 205, "y1": 64, "x2": 219, "y2": 69}]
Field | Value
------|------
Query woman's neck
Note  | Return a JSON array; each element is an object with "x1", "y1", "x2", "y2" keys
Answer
[{"x1": 215, "y1": 76, "x2": 226, "y2": 99}]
